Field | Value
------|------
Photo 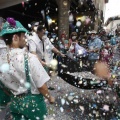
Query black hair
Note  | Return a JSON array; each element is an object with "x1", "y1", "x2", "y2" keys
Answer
[
  {"x1": 37, "y1": 25, "x2": 45, "y2": 32},
  {"x1": 2, "y1": 32, "x2": 23, "y2": 45},
  {"x1": 31, "y1": 21, "x2": 36, "y2": 26}
]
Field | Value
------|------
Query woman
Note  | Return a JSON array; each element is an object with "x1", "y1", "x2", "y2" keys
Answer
[
  {"x1": 0, "y1": 18, "x2": 55, "y2": 120},
  {"x1": 67, "y1": 32, "x2": 87, "y2": 60},
  {"x1": 58, "y1": 33, "x2": 71, "y2": 54}
]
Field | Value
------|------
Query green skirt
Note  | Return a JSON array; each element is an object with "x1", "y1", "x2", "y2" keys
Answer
[
  {"x1": 10, "y1": 94, "x2": 47, "y2": 120},
  {"x1": 0, "y1": 88, "x2": 11, "y2": 106}
]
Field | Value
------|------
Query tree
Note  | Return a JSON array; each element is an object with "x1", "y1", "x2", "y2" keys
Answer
[{"x1": 55, "y1": 0, "x2": 71, "y2": 39}]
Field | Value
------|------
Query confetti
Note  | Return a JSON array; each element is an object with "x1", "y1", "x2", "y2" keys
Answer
[
  {"x1": 76, "y1": 21, "x2": 81, "y2": 27},
  {"x1": 0, "y1": 63, "x2": 9, "y2": 73},
  {"x1": 61, "y1": 98, "x2": 65, "y2": 105},
  {"x1": 103, "y1": 105, "x2": 109, "y2": 111},
  {"x1": 28, "y1": 24, "x2": 31, "y2": 28},
  {"x1": 69, "y1": 14, "x2": 74, "y2": 22},
  {"x1": 25, "y1": 82, "x2": 31, "y2": 88},
  {"x1": 60, "y1": 107, "x2": 64, "y2": 112},
  {"x1": 20, "y1": 79, "x2": 24, "y2": 84},
  {"x1": 50, "y1": 38, "x2": 54, "y2": 42},
  {"x1": 49, "y1": 59, "x2": 58, "y2": 70},
  {"x1": 67, "y1": 96, "x2": 74, "y2": 101},
  {"x1": 97, "y1": 90, "x2": 102, "y2": 94},
  {"x1": 79, "y1": 106, "x2": 84, "y2": 113},
  {"x1": 73, "y1": 99, "x2": 79, "y2": 104},
  {"x1": 46, "y1": 45, "x2": 50, "y2": 50}
]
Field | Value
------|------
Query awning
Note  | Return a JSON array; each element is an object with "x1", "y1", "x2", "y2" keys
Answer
[{"x1": 0, "y1": 0, "x2": 26, "y2": 9}]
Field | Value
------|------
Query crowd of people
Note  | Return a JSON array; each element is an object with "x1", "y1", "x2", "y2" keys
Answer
[{"x1": 0, "y1": 17, "x2": 120, "y2": 119}]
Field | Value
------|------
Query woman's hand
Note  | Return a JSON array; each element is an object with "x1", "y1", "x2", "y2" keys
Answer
[
  {"x1": 94, "y1": 61, "x2": 110, "y2": 79},
  {"x1": 48, "y1": 96, "x2": 55, "y2": 104}
]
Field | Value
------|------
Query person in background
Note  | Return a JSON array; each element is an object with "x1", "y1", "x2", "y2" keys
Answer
[
  {"x1": 0, "y1": 17, "x2": 11, "y2": 109},
  {"x1": 98, "y1": 29, "x2": 107, "y2": 41},
  {"x1": 88, "y1": 30, "x2": 103, "y2": 72},
  {"x1": 67, "y1": 32, "x2": 78, "y2": 59},
  {"x1": 58, "y1": 33, "x2": 71, "y2": 54},
  {"x1": 28, "y1": 25, "x2": 65, "y2": 90},
  {"x1": 26, "y1": 21, "x2": 48, "y2": 67},
  {"x1": 29, "y1": 26, "x2": 64, "y2": 66},
  {"x1": 0, "y1": 18, "x2": 55, "y2": 120},
  {"x1": 28, "y1": 25, "x2": 65, "y2": 68},
  {"x1": 67, "y1": 32, "x2": 87, "y2": 61}
]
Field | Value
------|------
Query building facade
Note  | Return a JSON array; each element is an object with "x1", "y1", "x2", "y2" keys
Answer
[{"x1": 93, "y1": 0, "x2": 108, "y2": 31}]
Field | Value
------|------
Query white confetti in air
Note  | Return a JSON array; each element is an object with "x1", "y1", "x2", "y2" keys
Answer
[
  {"x1": 0, "y1": 63, "x2": 9, "y2": 73},
  {"x1": 55, "y1": 26, "x2": 58, "y2": 30},
  {"x1": 68, "y1": 96, "x2": 74, "y2": 101},
  {"x1": 61, "y1": 64, "x2": 67, "y2": 68},
  {"x1": 28, "y1": 24, "x2": 31, "y2": 28},
  {"x1": 50, "y1": 38, "x2": 54, "y2": 42},
  {"x1": 36, "y1": 117, "x2": 40, "y2": 120},
  {"x1": 25, "y1": 82, "x2": 31, "y2": 88},
  {"x1": 73, "y1": 99, "x2": 79, "y2": 104},
  {"x1": 97, "y1": 90, "x2": 102, "y2": 94},
  {"x1": 69, "y1": 14, "x2": 74, "y2": 22},
  {"x1": 78, "y1": 80, "x2": 82, "y2": 84},
  {"x1": 20, "y1": 115, "x2": 26, "y2": 120},
  {"x1": 25, "y1": 38, "x2": 28, "y2": 42},
  {"x1": 48, "y1": 19, "x2": 52, "y2": 25},
  {"x1": 79, "y1": 106, "x2": 84, "y2": 113},
  {"x1": 78, "y1": 50, "x2": 83, "y2": 55},
  {"x1": 66, "y1": 101, "x2": 69, "y2": 105},
  {"x1": 61, "y1": 98, "x2": 65, "y2": 105},
  {"x1": 76, "y1": 21, "x2": 81, "y2": 27},
  {"x1": 20, "y1": 79, "x2": 24, "y2": 84},
  {"x1": 46, "y1": 45, "x2": 50, "y2": 50},
  {"x1": 50, "y1": 59, "x2": 58, "y2": 70},
  {"x1": 43, "y1": 115, "x2": 47, "y2": 119},
  {"x1": 103, "y1": 105, "x2": 109, "y2": 111},
  {"x1": 57, "y1": 86, "x2": 61, "y2": 90},
  {"x1": 113, "y1": 96, "x2": 116, "y2": 101},
  {"x1": 56, "y1": 8, "x2": 58, "y2": 11},
  {"x1": 60, "y1": 107, "x2": 64, "y2": 112}
]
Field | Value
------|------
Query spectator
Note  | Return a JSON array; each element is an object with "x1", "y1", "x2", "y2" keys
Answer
[{"x1": 88, "y1": 30, "x2": 103, "y2": 71}]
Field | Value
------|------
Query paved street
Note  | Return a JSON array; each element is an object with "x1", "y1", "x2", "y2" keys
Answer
[{"x1": 46, "y1": 75, "x2": 120, "y2": 120}]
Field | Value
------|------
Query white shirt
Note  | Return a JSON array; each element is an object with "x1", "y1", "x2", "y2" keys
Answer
[
  {"x1": 0, "y1": 48, "x2": 50, "y2": 95},
  {"x1": 0, "y1": 40, "x2": 8, "y2": 64},
  {"x1": 28, "y1": 32, "x2": 55, "y2": 64}
]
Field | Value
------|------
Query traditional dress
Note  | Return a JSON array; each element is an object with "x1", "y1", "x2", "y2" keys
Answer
[
  {"x1": 0, "y1": 19, "x2": 50, "y2": 120},
  {"x1": 0, "y1": 48, "x2": 50, "y2": 120}
]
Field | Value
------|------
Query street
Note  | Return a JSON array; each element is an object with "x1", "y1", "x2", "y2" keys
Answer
[{"x1": 46, "y1": 75, "x2": 120, "y2": 120}]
